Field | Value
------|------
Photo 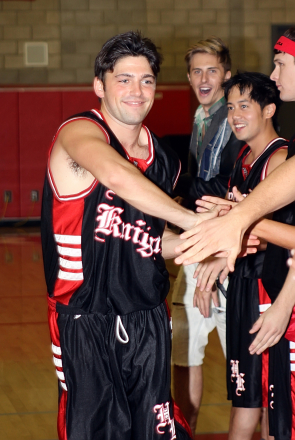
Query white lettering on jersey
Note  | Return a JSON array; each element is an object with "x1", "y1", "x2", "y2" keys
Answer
[{"x1": 94, "y1": 203, "x2": 162, "y2": 257}]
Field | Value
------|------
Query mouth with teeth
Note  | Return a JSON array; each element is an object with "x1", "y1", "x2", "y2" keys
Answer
[
  {"x1": 199, "y1": 87, "x2": 212, "y2": 97},
  {"x1": 234, "y1": 123, "x2": 247, "y2": 132}
]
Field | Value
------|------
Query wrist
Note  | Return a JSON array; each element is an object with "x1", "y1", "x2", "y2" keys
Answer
[
  {"x1": 178, "y1": 208, "x2": 196, "y2": 231},
  {"x1": 274, "y1": 296, "x2": 294, "y2": 315},
  {"x1": 230, "y1": 203, "x2": 253, "y2": 234}
]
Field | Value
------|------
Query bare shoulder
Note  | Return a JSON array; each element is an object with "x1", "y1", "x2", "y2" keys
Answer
[
  {"x1": 58, "y1": 118, "x2": 107, "y2": 146},
  {"x1": 50, "y1": 119, "x2": 108, "y2": 196},
  {"x1": 267, "y1": 147, "x2": 288, "y2": 176}
]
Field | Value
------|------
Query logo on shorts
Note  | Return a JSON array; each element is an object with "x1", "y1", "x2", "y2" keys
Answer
[
  {"x1": 269, "y1": 384, "x2": 274, "y2": 409},
  {"x1": 230, "y1": 360, "x2": 246, "y2": 396},
  {"x1": 153, "y1": 402, "x2": 176, "y2": 440}
]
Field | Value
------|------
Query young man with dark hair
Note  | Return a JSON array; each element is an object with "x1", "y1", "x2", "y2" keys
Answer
[
  {"x1": 41, "y1": 30, "x2": 211, "y2": 440},
  {"x1": 171, "y1": 36, "x2": 244, "y2": 435},
  {"x1": 175, "y1": 27, "x2": 295, "y2": 440},
  {"x1": 195, "y1": 71, "x2": 287, "y2": 440}
]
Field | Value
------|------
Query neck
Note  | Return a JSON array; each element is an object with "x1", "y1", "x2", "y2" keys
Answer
[
  {"x1": 202, "y1": 94, "x2": 224, "y2": 118},
  {"x1": 100, "y1": 106, "x2": 143, "y2": 156},
  {"x1": 202, "y1": 106, "x2": 210, "y2": 118}
]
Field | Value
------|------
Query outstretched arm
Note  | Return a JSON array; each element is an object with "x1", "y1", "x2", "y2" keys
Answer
[
  {"x1": 174, "y1": 155, "x2": 295, "y2": 269},
  {"x1": 51, "y1": 119, "x2": 201, "y2": 231}
]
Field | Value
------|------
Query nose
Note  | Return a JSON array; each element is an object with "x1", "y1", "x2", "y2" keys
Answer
[
  {"x1": 201, "y1": 71, "x2": 208, "y2": 83},
  {"x1": 270, "y1": 65, "x2": 278, "y2": 82},
  {"x1": 231, "y1": 108, "x2": 241, "y2": 120},
  {"x1": 130, "y1": 80, "x2": 142, "y2": 96}
]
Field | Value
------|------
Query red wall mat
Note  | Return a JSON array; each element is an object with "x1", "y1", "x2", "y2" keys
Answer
[
  {"x1": 18, "y1": 91, "x2": 62, "y2": 218},
  {"x1": 62, "y1": 89, "x2": 100, "y2": 121},
  {"x1": 0, "y1": 92, "x2": 20, "y2": 219}
]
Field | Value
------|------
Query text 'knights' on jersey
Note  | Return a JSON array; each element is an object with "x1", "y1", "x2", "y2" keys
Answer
[{"x1": 41, "y1": 110, "x2": 181, "y2": 316}]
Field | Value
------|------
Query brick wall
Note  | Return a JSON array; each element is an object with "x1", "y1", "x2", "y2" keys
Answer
[{"x1": 0, "y1": 0, "x2": 294, "y2": 85}]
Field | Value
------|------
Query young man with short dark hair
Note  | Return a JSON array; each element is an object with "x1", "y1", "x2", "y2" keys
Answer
[
  {"x1": 175, "y1": 27, "x2": 295, "y2": 440},
  {"x1": 41, "y1": 31, "x2": 209, "y2": 440},
  {"x1": 194, "y1": 71, "x2": 287, "y2": 440}
]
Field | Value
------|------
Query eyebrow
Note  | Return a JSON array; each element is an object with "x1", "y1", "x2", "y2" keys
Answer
[
  {"x1": 191, "y1": 66, "x2": 219, "y2": 71},
  {"x1": 115, "y1": 73, "x2": 155, "y2": 79},
  {"x1": 227, "y1": 98, "x2": 251, "y2": 105}
]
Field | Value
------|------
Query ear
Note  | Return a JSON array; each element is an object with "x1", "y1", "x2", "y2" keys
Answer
[
  {"x1": 187, "y1": 72, "x2": 192, "y2": 85},
  {"x1": 93, "y1": 78, "x2": 104, "y2": 99},
  {"x1": 264, "y1": 103, "x2": 276, "y2": 119},
  {"x1": 224, "y1": 70, "x2": 231, "y2": 81}
]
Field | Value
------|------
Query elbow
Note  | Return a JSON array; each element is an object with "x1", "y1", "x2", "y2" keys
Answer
[{"x1": 103, "y1": 162, "x2": 137, "y2": 193}]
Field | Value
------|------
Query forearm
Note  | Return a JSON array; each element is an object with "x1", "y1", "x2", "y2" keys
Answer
[
  {"x1": 230, "y1": 155, "x2": 295, "y2": 227},
  {"x1": 162, "y1": 228, "x2": 184, "y2": 259},
  {"x1": 108, "y1": 163, "x2": 196, "y2": 230},
  {"x1": 250, "y1": 218, "x2": 295, "y2": 250},
  {"x1": 274, "y1": 266, "x2": 295, "y2": 314}
]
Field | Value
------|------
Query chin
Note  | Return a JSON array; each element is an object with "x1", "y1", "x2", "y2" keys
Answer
[{"x1": 197, "y1": 96, "x2": 212, "y2": 105}]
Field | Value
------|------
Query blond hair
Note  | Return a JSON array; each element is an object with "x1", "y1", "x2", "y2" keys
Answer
[{"x1": 185, "y1": 36, "x2": 231, "y2": 73}]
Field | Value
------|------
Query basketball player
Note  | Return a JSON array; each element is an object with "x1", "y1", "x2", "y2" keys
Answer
[
  {"x1": 194, "y1": 71, "x2": 288, "y2": 440},
  {"x1": 41, "y1": 31, "x2": 219, "y2": 440},
  {"x1": 173, "y1": 27, "x2": 295, "y2": 440}
]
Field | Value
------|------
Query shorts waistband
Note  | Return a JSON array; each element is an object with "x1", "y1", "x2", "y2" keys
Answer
[{"x1": 56, "y1": 302, "x2": 89, "y2": 316}]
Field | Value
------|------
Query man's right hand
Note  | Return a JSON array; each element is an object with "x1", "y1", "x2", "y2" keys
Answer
[{"x1": 193, "y1": 284, "x2": 219, "y2": 318}]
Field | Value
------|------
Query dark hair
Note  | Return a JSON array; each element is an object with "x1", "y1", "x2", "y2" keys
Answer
[
  {"x1": 185, "y1": 36, "x2": 231, "y2": 73},
  {"x1": 94, "y1": 31, "x2": 163, "y2": 82},
  {"x1": 274, "y1": 27, "x2": 295, "y2": 55},
  {"x1": 223, "y1": 71, "x2": 281, "y2": 127}
]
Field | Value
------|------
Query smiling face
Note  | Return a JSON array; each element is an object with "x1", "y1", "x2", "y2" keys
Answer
[
  {"x1": 227, "y1": 86, "x2": 274, "y2": 145},
  {"x1": 94, "y1": 55, "x2": 156, "y2": 127},
  {"x1": 270, "y1": 52, "x2": 295, "y2": 102},
  {"x1": 188, "y1": 52, "x2": 231, "y2": 113}
]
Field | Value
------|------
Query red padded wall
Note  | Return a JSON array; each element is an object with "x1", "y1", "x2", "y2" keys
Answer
[
  {"x1": 18, "y1": 90, "x2": 62, "y2": 218},
  {"x1": 1, "y1": 85, "x2": 193, "y2": 220},
  {"x1": 62, "y1": 89, "x2": 100, "y2": 120},
  {"x1": 0, "y1": 91, "x2": 20, "y2": 219}
]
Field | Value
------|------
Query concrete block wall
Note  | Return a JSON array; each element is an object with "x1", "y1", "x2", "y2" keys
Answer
[{"x1": 0, "y1": 0, "x2": 294, "y2": 85}]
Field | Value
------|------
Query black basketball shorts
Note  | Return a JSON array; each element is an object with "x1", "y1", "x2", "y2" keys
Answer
[{"x1": 48, "y1": 300, "x2": 192, "y2": 440}]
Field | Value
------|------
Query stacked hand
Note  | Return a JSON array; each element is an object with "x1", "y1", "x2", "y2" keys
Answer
[
  {"x1": 175, "y1": 187, "x2": 260, "y2": 271},
  {"x1": 193, "y1": 257, "x2": 228, "y2": 318}
]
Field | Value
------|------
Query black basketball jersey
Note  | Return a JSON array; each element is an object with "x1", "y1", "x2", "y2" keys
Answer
[
  {"x1": 41, "y1": 109, "x2": 181, "y2": 315},
  {"x1": 262, "y1": 134, "x2": 295, "y2": 302},
  {"x1": 229, "y1": 137, "x2": 288, "y2": 279}
]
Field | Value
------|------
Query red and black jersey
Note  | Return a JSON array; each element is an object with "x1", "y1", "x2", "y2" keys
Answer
[
  {"x1": 41, "y1": 109, "x2": 181, "y2": 315},
  {"x1": 226, "y1": 137, "x2": 288, "y2": 408},
  {"x1": 229, "y1": 137, "x2": 288, "y2": 279},
  {"x1": 262, "y1": 134, "x2": 295, "y2": 303}
]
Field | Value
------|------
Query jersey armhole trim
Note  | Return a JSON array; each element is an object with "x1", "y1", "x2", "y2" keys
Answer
[
  {"x1": 261, "y1": 145, "x2": 288, "y2": 181},
  {"x1": 173, "y1": 160, "x2": 182, "y2": 189},
  {"x1": 47, "y1": 113, "x2": 111, "y2": 202}
]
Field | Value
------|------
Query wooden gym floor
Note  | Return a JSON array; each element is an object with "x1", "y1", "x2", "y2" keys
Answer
[{"x1": 0, "y1": 227, "x2": 260, "y2": 440}]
